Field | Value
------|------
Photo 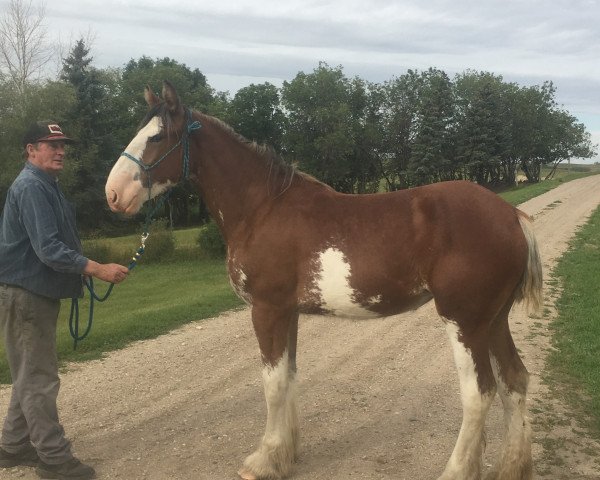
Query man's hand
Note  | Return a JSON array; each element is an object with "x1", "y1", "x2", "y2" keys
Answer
[{"x1": 84, "y1": 260, "x2": 129, "y2": 284}]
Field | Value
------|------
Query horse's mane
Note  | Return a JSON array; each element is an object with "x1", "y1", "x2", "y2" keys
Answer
[{"x1": 197, "y1": 113, "x2": 333, "y2": 197}]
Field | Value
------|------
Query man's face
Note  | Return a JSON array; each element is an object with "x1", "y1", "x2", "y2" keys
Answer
[{"x1": 27, "y1": 141, "x2": 66, "y2": 176}]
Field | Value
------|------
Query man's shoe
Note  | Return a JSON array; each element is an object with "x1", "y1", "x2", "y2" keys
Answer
[
  {"x1": 35, "y1": 458, "x2": 96, "y2": 480},
  {"x1": 0, "y1": 445, "x2": 39, "y2": 467}
]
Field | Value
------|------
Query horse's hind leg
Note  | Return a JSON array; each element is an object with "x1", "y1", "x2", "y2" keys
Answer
[
  {"x1": 439, "y1": 320, "x2": 497, "y2": 480},
  {"x1": 238, "y1": 305, "x2": 299, "y2": 480},
  {"x1": 486, "y1": 303, "x2": 532, "y2": 480}
]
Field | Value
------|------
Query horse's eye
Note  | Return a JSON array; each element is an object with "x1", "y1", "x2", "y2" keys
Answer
[{"x1": 148, "y1": 134, "x2": 162, "y2": 143}]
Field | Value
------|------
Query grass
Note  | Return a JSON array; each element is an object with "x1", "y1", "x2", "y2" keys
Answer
[{"x1": 546, "y1": 205, "x2": 600, "y2": 435}]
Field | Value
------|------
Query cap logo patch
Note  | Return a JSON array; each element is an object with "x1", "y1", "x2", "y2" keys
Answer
[{"x1": 48, "y1": 124, "x2": 62, "y2": 134}]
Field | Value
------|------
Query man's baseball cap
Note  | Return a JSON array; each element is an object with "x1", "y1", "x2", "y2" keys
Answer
[{"x1": 22, "y1": 121, "x2": 75, "y2": 147}]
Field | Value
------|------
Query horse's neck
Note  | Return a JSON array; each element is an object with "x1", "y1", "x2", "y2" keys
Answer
[{"x1": 191, "y1": 119, "x2": 278, "y2": 240}]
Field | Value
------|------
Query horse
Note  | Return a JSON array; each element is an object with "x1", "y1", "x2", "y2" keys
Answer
[{"x1": 105, "y1": 81, "x2": 542, "y2": 480}]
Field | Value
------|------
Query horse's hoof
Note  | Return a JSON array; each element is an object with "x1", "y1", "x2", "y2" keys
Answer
[{"x1": 238, "y1": 467, "x2": 258, "y2": 480}]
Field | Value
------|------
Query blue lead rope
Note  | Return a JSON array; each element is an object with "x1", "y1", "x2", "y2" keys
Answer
[{"x1": 69, "y1": 237, "x2": 147, "y2": 350}]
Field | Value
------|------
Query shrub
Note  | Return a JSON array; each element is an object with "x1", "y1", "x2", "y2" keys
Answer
[
  {"x1": 83, "y1": 237, "x2": 112, "y2": 265},
  {"x1": 197, "y1": 221, "x2": 226, "y2": 258},
  {"x1": 142, "y1": 219, "x2": 176, "y2": 263}
]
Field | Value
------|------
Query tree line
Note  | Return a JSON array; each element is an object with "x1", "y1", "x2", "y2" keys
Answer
[{"x1": 0, "y1": 37, "x2": 595, "y2": 234}]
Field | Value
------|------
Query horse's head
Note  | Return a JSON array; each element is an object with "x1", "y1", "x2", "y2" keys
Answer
[{"x1": 105, "y1": 81, "x2": 195, "y2": 215}]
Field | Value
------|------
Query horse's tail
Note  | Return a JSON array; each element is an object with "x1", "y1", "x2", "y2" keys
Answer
[{"x1": 515, "y1": 211, "x2": 543, "y2": 313}]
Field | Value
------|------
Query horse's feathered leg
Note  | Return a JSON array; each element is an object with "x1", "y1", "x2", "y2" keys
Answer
[
  {"x1": 238, "y1": 305, "x2": 299, "y2": 480},
  {"x1": 486, "y1": 301, "x2": 532, "y2": 480},
  {"x1": 439, "y1": 321, "x2": 497, "y2": 480}
]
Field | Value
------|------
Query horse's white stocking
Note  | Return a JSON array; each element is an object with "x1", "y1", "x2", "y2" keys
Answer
[
  {"x1": 240, "y1": 352, "x2": 298, "y2": 480},
  {"x1": 486, "y1": 355, "x2": 532, "y2": 480},
  {"x1": 439, "y1": 322, "x2": 495, "y2": 480}
]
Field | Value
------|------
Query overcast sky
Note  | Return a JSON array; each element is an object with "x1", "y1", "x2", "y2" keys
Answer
[{"x1": 4, "y1": 0, "x2": 600, "y2": 161}]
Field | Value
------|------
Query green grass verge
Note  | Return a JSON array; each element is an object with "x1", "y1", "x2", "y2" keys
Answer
[
  {"x1": 499, "y1": 171, "x2": 593, "y2": 206},
  {"x1": 546, "y1": 205, "x2": 600, "y2": 435}
]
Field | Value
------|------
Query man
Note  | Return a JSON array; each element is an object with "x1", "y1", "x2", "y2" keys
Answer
[{"x1": 0, "y1": 121, "x2": 129, "y2": 480}]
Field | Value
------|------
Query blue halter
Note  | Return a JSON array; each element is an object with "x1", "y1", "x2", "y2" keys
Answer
[
  {"x1": 121, "y1": 108, "x2": 202, "y2": 184},
  {"x1": 120, "y1": 107, "x2": 202, "y2": 235}
]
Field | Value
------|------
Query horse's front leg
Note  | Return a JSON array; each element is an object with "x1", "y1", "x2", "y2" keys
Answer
[{"x1": 238, "y1": 304, "x2": 300, "y2": 480}]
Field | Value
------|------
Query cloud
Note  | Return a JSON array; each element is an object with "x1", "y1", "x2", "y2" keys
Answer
[
  {"x1": 2, "y1": 0, "x2": 598, "y2": 132},
  {"x1": 43, "y1": 1, "x2": 598, "y2": 75}
]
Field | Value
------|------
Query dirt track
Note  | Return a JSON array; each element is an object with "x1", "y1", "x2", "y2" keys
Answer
[{"x1": 3, "y1": 175, "x2": 600, "y2": 480}]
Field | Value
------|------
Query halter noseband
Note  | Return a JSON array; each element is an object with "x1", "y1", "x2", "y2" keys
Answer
[{"x1": 121, "y1": 108, "x2": 202, "y2": 185}]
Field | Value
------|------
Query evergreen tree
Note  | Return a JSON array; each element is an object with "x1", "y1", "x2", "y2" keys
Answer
[
  {"x1": 453, "y1": 72, "x2": 512, "y2": 185},
  {"x1": 60, "y1": 38, "x2": 120, "y2": 232},
  {"x1": 380, "y1": 71, "x2": 422, "y2": 190},
  {"x1": 409, "y1": 69, "x2": 453, "y2": 185}
]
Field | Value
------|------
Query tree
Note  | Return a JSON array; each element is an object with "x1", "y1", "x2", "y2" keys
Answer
[
  {"x1": 344, "y1": 77, "x2": 382, "y2": 193},
  {"x1": 408, "y1": 68, "x2": 454, "y2": 185},
  {"x1": 379, "y1": 71, "x2": 422, "y2": 190},
  {"x1": 452, "y1": 72, "x2": 512, "y2": 185},
  {"x1": 282, "y1": 63, "x2": 379, "y2": 193},
  {"x1": 557, "y1": 112, "x2": 596, "y2": 163},
  {"x1": 543, "y1": 110, "x2": 596, "y2": 179},
  {"x1": 119, "y1": 56, "x2": 215, "y2": 126},
  {"x1": 59, "y1": 39, "x2": 122, "y2": 232},
  {"x1": 0, "y1": 0, "x2": 53, "y2": 95},
  {"x1": 508, "y1": 82, "x2": 555, "y2": 183},
  {"x1": 226, "y1": 82, "x2": 285, "y2": 151}
]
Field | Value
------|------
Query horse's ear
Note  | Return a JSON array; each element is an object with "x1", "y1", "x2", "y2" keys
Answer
[
  {"x1": 144, "y1": 85, "x2": 160, "y2": 107},
  {"x1": 162, "y1": 80, "x2": 182, "y2": 114}
]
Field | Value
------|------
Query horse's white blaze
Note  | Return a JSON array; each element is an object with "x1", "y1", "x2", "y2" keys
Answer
[
  {"x1": 105, "y1": 116, "x2": 173, "y2": 214},
  {"x1": 442, "y1": 321, "x2": 493, "y2": 478},
  {"x1": 313, "y1": 247, "x2": 375, "y2": 318},
  {"x1": 129, "y1": 116, "x2": 162, "y2": 161}
]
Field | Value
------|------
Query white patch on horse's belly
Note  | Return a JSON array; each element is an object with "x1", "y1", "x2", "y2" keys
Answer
[{"x1": 313, "y1": 247, "x2": 376, "y2": 319}]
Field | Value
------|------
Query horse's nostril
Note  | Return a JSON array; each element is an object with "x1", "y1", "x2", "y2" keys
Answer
[{"x1": 110, "y1": 190, "x2": 118, "y2": 204}]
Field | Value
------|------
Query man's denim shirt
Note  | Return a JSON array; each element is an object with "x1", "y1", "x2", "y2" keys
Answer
[{"x1": 0, "y1": 162, "x2": 87, "y2": 299}]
